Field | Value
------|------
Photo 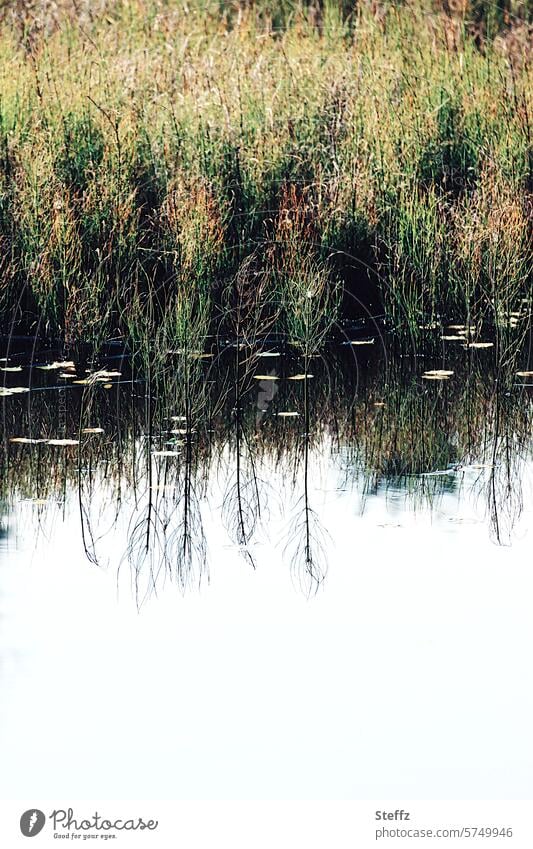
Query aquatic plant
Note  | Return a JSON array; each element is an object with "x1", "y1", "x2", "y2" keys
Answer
[{"x1": 0, "y1": 0, "x2": 529, "y2": 343}]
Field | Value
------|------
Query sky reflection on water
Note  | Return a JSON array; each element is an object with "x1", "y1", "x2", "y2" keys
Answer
[{"x1": 0, "y1": 339, "x2": 532, "y2": 800}]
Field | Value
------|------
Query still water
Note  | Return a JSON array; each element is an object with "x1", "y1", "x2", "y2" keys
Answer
[{"x1": 1, "y1": 334, "x2": 532, "y2": 800}]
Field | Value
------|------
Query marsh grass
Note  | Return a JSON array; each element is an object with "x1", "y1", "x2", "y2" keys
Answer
[{"x1": 0, "y1": 0, "x2": 530, "y2": 345}]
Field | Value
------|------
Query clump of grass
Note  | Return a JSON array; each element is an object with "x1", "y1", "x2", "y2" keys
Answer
[{"x1": 0, "y1": 0, "x2": 530, "y2": 345}]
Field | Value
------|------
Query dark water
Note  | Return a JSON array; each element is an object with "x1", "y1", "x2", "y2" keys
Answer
[
  {"x1": 2, "y1": 329, "x2": 531, "y2": 587},
  {"x1": 0, "y1": 329, "x2": 532, "y2": 799}
]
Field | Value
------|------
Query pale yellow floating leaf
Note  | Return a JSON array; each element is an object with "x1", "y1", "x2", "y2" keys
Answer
[
  {"x1": 373, "y1": 401, "x2": 385, "y2": 407},
  {"x1": 37, "y1": 360, "x2": 75, "y2": 371},
  {"x1": 1, "y1": 365, "x2": 23, "y2": 372},
  {"x1": 74, "y1": 374, "x2": 113, "y2": 385},
  {"x1": 253, "y1": 374, "x2": 279, "y2": 380},
  {"x1": 171, "y1": 415, "x2": 187, "y2": 421},
  {"x1": 277, "y1": 411, "x2": 299, "y2": 417},
  {"x1": 422, "y1": 373, "x2": 452, "y2": 381},
  {"x1": 103, "y1": 383, "x2": 113, "y2": 390},
  {"x1": 9, "y1": 437, "x2": 47, "y2": 444},
  {"x1": 59, "y1": 372, "x2": 77, "y2": 379},
  {"x1": 0, "y1": 386, "x2": 30, "y2": 396},
  {"x1": 170, "y1": 428, "x2": 195, "y2": 435},
  {"x1": 82, "y1": 427, "x2": 104, "y2": 434},
  {"x1": 257, "y1": 351, "x2": 281, "y2": 357},
  {"x1": 441, "y1": 335, "x2": 464, "y2": 341},
  {"x1": 350, "y1": 338, "x2": 375, "y2": 345},
  {"x1": 423, "y1": 369, "x2": 454, "y2": 377},
  {"x1": 89, "y1": 369, "x2": 121, "y2": 378},
  {"x1": 46, "y1": 438, "x2": 79, "y2": 446},
  {"x1": 167, "y1": 349, "x2": 212, "y2": 358},
  {"x1": 516, "y1": 370, "x2": 533, "y2": 377},
  {"x1": 288, "y1": 374, "x2": 314, "y2": 380},
  {"x1": 464, "y1": 341, "x2": 494, "y2": 349}
]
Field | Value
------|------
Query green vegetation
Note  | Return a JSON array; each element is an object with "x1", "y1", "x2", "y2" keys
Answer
[{"x1": 0, "y1": 0, "x2": 530, "y2": 343}]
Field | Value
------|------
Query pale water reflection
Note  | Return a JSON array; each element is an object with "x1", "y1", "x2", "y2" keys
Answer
[
  {"x1": 1, "y1": 338, "x2": 532, "y2": 800},
  {"x1": 0, "y1": 444, "x2": 532, "y2": 800}
]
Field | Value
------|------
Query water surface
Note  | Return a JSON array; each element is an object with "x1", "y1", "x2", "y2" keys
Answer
[{"x1": 1, "y1": 332, "x2": 532, "y2": 799}]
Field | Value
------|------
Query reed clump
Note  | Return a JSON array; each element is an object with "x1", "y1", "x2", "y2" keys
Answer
[{"x1": 0, "y1": 0, "x2": 530, "y2": 342}]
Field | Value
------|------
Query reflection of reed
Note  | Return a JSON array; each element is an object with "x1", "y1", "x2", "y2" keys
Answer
[
  {"x1": 284, "y1": 359, "x2": 328, "y2": 594},
  {"x1": 1, "y1": 333, "x2": 531, "y2": 592},
  {"x1": 484, "y1": 365, "x2": 531, "y2": 546},
  {"x1": 219, "y1": 254, "x2": 277, "y2": 567}
]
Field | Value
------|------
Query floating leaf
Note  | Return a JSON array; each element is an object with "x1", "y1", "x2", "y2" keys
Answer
[
  {"x1": 89, "y1": 369, "x2": 122, "y2": 378},
  {"x1": 46, "y1": 438, "x2": 79, "y2": 446},
  {"x1": 1, "y1": 365, "x2": 22, "y2": 372},
  {"x1": 9, "y1": 437, "x2": 47, "y2": 444},
  {"x1": 373, "y1": 401, "x2": 385, "y2": 407},
  {"x1": 423, "y1": 369, "x2": 454, "y2": 377},
  {"x1": 463, "y1": 341, "x2": 494, "y2": 349},
  {"x1": 350, "y1": 338, "x2": 375, "y2": 345},
  {"x1": 257, "y1": 351, "x2": 281, "y2": 357},
  {"x1": 82, "y1": 427, "x2": 104, "y2": 434},
  {"x1": 277, "y1": 411, "x2": 299, "y2": 417},
  {"x1": 253, "y1": 374, "x2": 278, "y2": 380},
  {"x1": 0, "y1": 386, "x2": 30, "y2": 396},
  {"x1": 516, "y1": 370, "x2": 533, "y2": 377},
  {"x1": 440, "y1": 335, "x2": 464, "y2": 341},
  {"x1": 288, "y1": 374, "x2": 314, "y2": 380},
  {"x1": 37, "y1": 360, "x2": 75, "y2": 370},
  {"x1": 167, "y1": 349, "x2": 212, "y2": 358}
]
